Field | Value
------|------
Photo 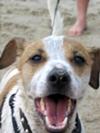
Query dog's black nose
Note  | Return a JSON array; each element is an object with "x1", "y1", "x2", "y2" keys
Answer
[{"x1": 48, "y1": 68, "x2": 70, "y2": 88}]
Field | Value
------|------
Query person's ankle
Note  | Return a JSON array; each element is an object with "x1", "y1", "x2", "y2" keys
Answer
[{"x1": 77, "y1": 16, "x2": 86, "y2": 24}]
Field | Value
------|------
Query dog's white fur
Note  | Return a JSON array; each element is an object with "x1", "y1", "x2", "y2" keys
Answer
[
  {"x1": 0, "y1": 1, "x2": 100, "y2": 133},
  {"x1": 47, "y1": 0, "x2": 63, "y2": 35}
]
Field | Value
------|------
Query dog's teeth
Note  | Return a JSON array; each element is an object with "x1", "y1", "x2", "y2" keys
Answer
[
  {"x1": 40, "y1": 98, "x2": 45, "y2": 111},
  {"x1": 62, "y1": 117, "x2": 68, "y2": 125}
]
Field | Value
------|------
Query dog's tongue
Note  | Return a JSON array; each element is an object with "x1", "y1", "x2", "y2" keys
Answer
[{"x1": 45, "y1": 96, "x2": 67, "y2": 126}]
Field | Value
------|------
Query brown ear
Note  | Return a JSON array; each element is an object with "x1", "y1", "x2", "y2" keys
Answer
[
  {"x1": 0, "y1": 37, "x2": 26, "y2": 69},
  {"x1": 89, "y1": 48, "x2": 100, "y2": 89}
]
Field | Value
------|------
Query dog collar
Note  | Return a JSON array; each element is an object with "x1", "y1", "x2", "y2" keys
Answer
[
  {"x1": 9, "y1": 93, "x2": 20, "y2": 133},
  {"x1": 9, "y1": 93, "x2": 32, "y2": 133},
  {"x1": 20, "y1": 109, "x2": 32, "y2": 133},
  {"x1": 72, "y1": 113, "x2": 82, "y2": 133}
]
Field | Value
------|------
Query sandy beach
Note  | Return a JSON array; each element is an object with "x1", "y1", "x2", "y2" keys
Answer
[{"x1": 0, "y1": 0, "x2": 100, "y2": 132}]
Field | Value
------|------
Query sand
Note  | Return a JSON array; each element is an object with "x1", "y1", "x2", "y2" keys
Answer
[{"x1": 0, "y1": 0, "x2": 100, "y2": 132}]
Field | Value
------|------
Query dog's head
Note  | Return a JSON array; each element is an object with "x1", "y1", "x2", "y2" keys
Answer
[{"x1": 0, "y1": 36, "x2": 100, "y2": 132}]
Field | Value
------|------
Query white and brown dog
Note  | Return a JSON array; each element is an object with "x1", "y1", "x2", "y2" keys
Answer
[{"x1": 0, "y1": 1, "x2": 100, "y2": 133}]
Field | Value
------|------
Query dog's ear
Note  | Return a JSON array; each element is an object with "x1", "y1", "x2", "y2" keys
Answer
[
  {"x1": 0, "y1": 37, "x2": 26, "y2": 69},
  {"x1": 89, "y1": 48, "x2": 100, "y2": 89}
]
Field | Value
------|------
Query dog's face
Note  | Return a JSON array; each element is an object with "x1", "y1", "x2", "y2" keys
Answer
[
  {"x1": 18, "y1": 36, "x2": 92, "y2": 132},
  {"x1": 0, "y1": 36, "x2": 100, "y2": 133}
]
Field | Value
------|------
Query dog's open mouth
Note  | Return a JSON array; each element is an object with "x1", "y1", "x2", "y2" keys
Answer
[{"x1": 35, "y1": 94, "x2": 76, "y2": 132}]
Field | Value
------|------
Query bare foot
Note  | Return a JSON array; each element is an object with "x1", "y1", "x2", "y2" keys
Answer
[{"x1": 68, "y1": 20, "x2": 87, "y2": 36}]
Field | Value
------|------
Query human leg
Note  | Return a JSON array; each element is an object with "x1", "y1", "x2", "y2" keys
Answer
[{"x1": 68, "y1": 0, "x2": 89, "y2": 36}]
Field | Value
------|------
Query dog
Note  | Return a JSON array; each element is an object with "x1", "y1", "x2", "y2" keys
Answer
[
  {"x1": 0, "y1": 36, "x2": 100, "y2": 133},
  {"x1": 0, "y1": 1, "x2": 100, "y2": 133}
]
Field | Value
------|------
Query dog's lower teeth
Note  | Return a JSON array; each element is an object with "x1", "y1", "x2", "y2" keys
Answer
[{"x1": 62, "y1": 117, "x2": 68, "y2": 125}]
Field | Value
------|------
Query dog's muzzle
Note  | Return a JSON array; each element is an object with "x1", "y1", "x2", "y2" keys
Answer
[{"x1": 35, "y1": 68, "x2": 76, "y2": 133}]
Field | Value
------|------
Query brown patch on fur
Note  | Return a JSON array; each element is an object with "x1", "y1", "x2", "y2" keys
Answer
[
  {"x1": 0, "y1": 41, "x2": 48, "y2": 104},
  {"x1": 63, "y1": 38, "x2": 92, "y2": 76},
  {"x1": 18, "y1": 41, "x2": 47, "y2": 69},
  {"x1": 0, "y1": 74, "x2": 19, "y2": 105},
  {"x1": 18, "y1": 41, "x2": 48, "y2": 87}
]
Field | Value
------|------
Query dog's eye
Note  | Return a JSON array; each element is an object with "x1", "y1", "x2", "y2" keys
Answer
[
  {"x1": 30, "y1": 54, "x2": 42, "y2": 63},
  {"x1": 73, "y1": 55, "x2": 85, "y2": 66}
]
